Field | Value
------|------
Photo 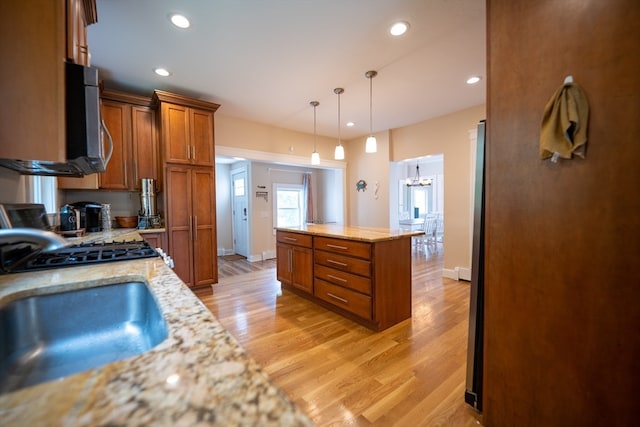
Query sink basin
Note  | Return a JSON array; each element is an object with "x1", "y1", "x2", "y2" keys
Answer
[{"x1": 0, "y1": 281, "x2": 168, "y2": 394}]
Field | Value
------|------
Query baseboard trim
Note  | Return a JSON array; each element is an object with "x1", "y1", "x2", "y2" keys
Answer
[
  {"x1": 442, "y1": 266, "x2": 472, "y2": 281},
  {"x1": 247, "y1": 249, "x2": 276, "y2": 263},
  {"x1": 458, "y1": 267, "x2": 471, "y2": 282},
  {"x1": 442, "y1": 268, "x2": 459, "y2": 280}
]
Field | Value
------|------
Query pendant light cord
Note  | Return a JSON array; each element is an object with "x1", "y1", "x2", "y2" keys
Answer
[
  {"x1": 365, "y1": 70, "x2": 377, "y2": 137},
  {"x1": 337, "y1": 90, "x2": 342, "y2": 146},
  {"x1": 369, "y1": 74, "x2": 373, "y2": 135},
  {"x1": 310, "y1": 100, "x2": 319, "y2": 152}
]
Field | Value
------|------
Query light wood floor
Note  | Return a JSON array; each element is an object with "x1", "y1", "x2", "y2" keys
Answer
[
  {"x1": 217, "y1": 254, "x2": 276, "y2": 279},
  {"x1": 200, "y1": 246, "x2": 483, "y2": 426}
]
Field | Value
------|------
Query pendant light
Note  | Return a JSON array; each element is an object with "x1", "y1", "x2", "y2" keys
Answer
[
  {"x1": 334, "y1": 88, "x2": 345, "y2": 160},
  {"x1": 310, "y1": 101, "x2": 320, "y2": 165},
  {"x1": 365, "y1": 70, "x2": 378, "y2": 153}
]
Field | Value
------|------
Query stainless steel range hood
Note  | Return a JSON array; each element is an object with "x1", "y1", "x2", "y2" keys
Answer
[{"x1": 0, "y1": 158, "x2": 91, "y2": 177}]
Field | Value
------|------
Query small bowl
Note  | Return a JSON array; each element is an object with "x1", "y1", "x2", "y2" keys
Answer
[{"x1": 115, "y1": 216, "x2": 138, "y2": 228}]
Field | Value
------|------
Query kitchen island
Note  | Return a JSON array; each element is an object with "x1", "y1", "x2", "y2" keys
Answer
[
  {"x1": 0, "y1": 230, "x2": 313, "y2": 426},
  {"x1": 276, "y1": 224, "x2": 422, "y2": 331}
]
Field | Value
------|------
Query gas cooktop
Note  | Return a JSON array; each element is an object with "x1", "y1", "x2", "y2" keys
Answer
[{"x1": 1, "y1": 240, "x2": 159, "y2": 274}]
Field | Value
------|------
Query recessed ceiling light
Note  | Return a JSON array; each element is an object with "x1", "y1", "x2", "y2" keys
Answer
[
  {"x1": 169, "y1": 13, "x2": 190, "y2": 29},
  {"x1": 466, "y1": 76, "x2": 481, "y2": 85},
  {"x1": 390, "y1": 21, "x2": 409, "y2": 36},
  {"x1": 346, "y1": 121, "x2": 355, "y2": 127},
  {"x1": 154, "y1": 68, "x2": 171, "y2": 77}
]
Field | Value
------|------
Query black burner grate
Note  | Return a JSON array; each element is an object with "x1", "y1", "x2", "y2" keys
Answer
[{"x1": 4, "y1": 240, "x2": 159, "y2": 273}]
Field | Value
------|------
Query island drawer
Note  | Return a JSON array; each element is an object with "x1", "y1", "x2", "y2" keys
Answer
[
  {"x1": 314, "y1": 250, "x2": 371, "y2": 277},
  {"x1": 315, "y1": 264, "x2": 371, "y2": 295},
  {"x1": 277, "y1": 231, "x2": 313, "y2": 248},
  {"x1": 314, "y1": 279, "x2": 372, "y2": 320},
  {"x1": 314, "y1": 236, "x2": 371, "y2": 259}
]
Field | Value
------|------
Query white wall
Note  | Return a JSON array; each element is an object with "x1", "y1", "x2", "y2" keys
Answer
[
  {"x1": 315, "y1": 168, "x2": 345, "y2": 224},
  {"x1": 0, "y1": 168, "x2": 28, "y2": 203},
  {"x1": 215, "y1": 162, "x2": 233, "y2": 255},
  {"x1": 346, "y1": 131, "x2": 391, "y2": 227}
]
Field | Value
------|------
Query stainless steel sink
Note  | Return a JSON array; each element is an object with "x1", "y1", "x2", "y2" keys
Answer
[{"x1": 0, "y1": 281, "x2": 168, "y2": 394}]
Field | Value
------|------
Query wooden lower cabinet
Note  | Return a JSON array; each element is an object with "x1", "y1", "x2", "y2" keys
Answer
[
  {"x1": 276, "y1": 230, "x2": 412, "y2": 331},
  {"x1": 141, "y1": 232, "x2": 166, "y2": 250},
  {"x1": 165, "y1": 165, "x2": 217, "y2": 288},
  {"x1": 276, "y1": 231, "x2": 313, "y2": 293}
]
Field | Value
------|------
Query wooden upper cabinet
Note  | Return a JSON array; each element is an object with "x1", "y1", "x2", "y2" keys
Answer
[
  {"x1": 58, "y1": 90, "x2": 160, "y2": 191},
  {"x1": 1, "y1": 0, "x2": 66, "y2": 163},
  {"x1": 152, "y1": 91, "x2": 220, "y2": 166},
  {"x1": 190, "y1": 108, "x2": 215, "y2": 166},
  {"x1": 99, "y1": 100, "x2": 130, "y2": 190},
  {"x1": 162, "y1": 103, "x2": 191, "y2": 164},
  {"x1": 66, "y1": 0, "x2": 97, "y2": 66},
  {"x1": 131, "y1": 104, "x2": 159, "y2": 190},
  {"x1": 159, "y1": 104, "x2": 215, "y2": 166},
  {"x1": 1, "y1": 0, "x2": 97, "y2": 164}
]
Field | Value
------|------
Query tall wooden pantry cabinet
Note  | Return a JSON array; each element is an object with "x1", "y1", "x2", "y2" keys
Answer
[{"x1": 152, "y1": 91, "x2": 220, "y2": 289}]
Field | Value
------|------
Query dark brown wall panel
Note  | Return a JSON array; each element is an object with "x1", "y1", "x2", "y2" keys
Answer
[{"x1": 484, "y1": 0, "x2": 640, "y2": 426}]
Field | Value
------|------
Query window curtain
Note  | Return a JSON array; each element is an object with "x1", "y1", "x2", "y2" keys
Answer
[{"x1": 303, "y1": 173, "x2": 314, "y2": 224}]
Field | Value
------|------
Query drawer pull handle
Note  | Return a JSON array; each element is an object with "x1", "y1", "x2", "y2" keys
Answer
[
  {"x1": 327, "y1": 274, "x2": 347, "y2": 283},
  {"x1": 327, "y1": 259, "x2": 348, "y2": 267},
  {"x1": 327, "y1": 292, "x2": 348, "y2": 304},
  {"x1": 283, "y1": 237, "x2": 298, "y2": 242},
  {"x1": 326, "y1": 244, "x2": 348, "y2": 250}
]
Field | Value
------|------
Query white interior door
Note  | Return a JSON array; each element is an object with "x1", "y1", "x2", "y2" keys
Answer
[{"x1": 231, "y1": 168, "x2": 248, "y2": 257}]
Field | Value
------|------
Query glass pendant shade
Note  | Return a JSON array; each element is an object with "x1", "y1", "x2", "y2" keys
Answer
[
  {"x1": 311, "y1": 151, "x2": 320, "y2": 165},
  {"x1": 334, "y1": 144, "x2": 345, "y2": 160},
  {"x1": 366, "y1": 136, "x2": 377, "y2": 153}
]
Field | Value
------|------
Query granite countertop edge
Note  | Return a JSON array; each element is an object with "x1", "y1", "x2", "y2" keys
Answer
[
  {"x1": 0, "y1": 230, "x2": 313, "y2": 427},
  {"x1": 276, "y1": 223, "x2": 423, "y2": 241}
]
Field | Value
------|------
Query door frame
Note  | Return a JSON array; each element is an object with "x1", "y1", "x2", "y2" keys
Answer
[{"x1": 230, "y1": 166, "x2": 249, "y2": 257}]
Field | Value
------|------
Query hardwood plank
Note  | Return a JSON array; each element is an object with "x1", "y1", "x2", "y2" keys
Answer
[{"x1": 201, "y1": 250, "x2": 482, "y2": 426}]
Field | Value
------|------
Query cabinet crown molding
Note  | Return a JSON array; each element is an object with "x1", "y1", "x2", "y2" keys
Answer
[
  {"x1": 152, "y1": 90, "x2": 221, "y2": 112},
  {"x1": 101, "y1": 88, "x2": 153, "y2": 107}
]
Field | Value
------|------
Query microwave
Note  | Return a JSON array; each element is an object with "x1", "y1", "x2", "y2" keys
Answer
[{"x1": 0, "y1": 203, "x2": 50, "y2": 230}]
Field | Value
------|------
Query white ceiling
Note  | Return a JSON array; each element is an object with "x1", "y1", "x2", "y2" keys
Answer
[{"x1": 88, "y1": 0, "x2": 485, "y2": 142}]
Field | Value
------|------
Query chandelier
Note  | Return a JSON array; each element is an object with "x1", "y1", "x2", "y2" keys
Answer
[{"x1": 406, "y1": 163, "x2": 432, "y2": 187}]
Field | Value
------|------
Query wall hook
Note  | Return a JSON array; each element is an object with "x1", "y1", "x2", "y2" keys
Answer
[{"x1": 564, "y1": 75, "x2": 574, "y2": 84}]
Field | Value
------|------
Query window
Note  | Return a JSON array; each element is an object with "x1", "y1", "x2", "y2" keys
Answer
[
  {"x1": 233, "y1": 177, "x2": 245, "y2": 197},
  {"x1": 30, "y1": 176, "x2": 57, "y2": 213},
  {"x1": 412, "y1": 187, "x2": 430, "y2": 216},
  {"x1": 273, "y1": 184, "x2": 304, "y2": 228}
]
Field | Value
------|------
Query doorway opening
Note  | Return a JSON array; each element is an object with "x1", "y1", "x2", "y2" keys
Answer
[
  {"x1": 231, "y1": 167, "x2": 248, "y2": 258},
  {"x1": 392, "y1": 154, "x2": 444, "y2": 256}
]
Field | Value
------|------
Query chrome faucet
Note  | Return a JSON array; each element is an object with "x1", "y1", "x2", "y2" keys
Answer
[{"x1": 0, "y1": 228, "x2": 70, "y2": 252}]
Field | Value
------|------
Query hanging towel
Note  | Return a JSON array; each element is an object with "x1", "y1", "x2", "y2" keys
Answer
[{"x1": 540, "y1": 82, "x2": 589, "y2": 160}]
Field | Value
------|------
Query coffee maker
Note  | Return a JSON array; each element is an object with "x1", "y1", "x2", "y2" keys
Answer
[
  {"x1": 69, "y1": 201, "x2": 103, "y2": 232},
  {"x1": 138, "y1": 178, "x2": 161, "y2": 229}
]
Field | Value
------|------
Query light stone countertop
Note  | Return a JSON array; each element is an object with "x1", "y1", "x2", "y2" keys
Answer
[
  {"x1": 277, "y1": 223, "x2": 423, "y2": 242},
  {"x1": 0, "y1": 231, "x2": 314, "y2": 426}
]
